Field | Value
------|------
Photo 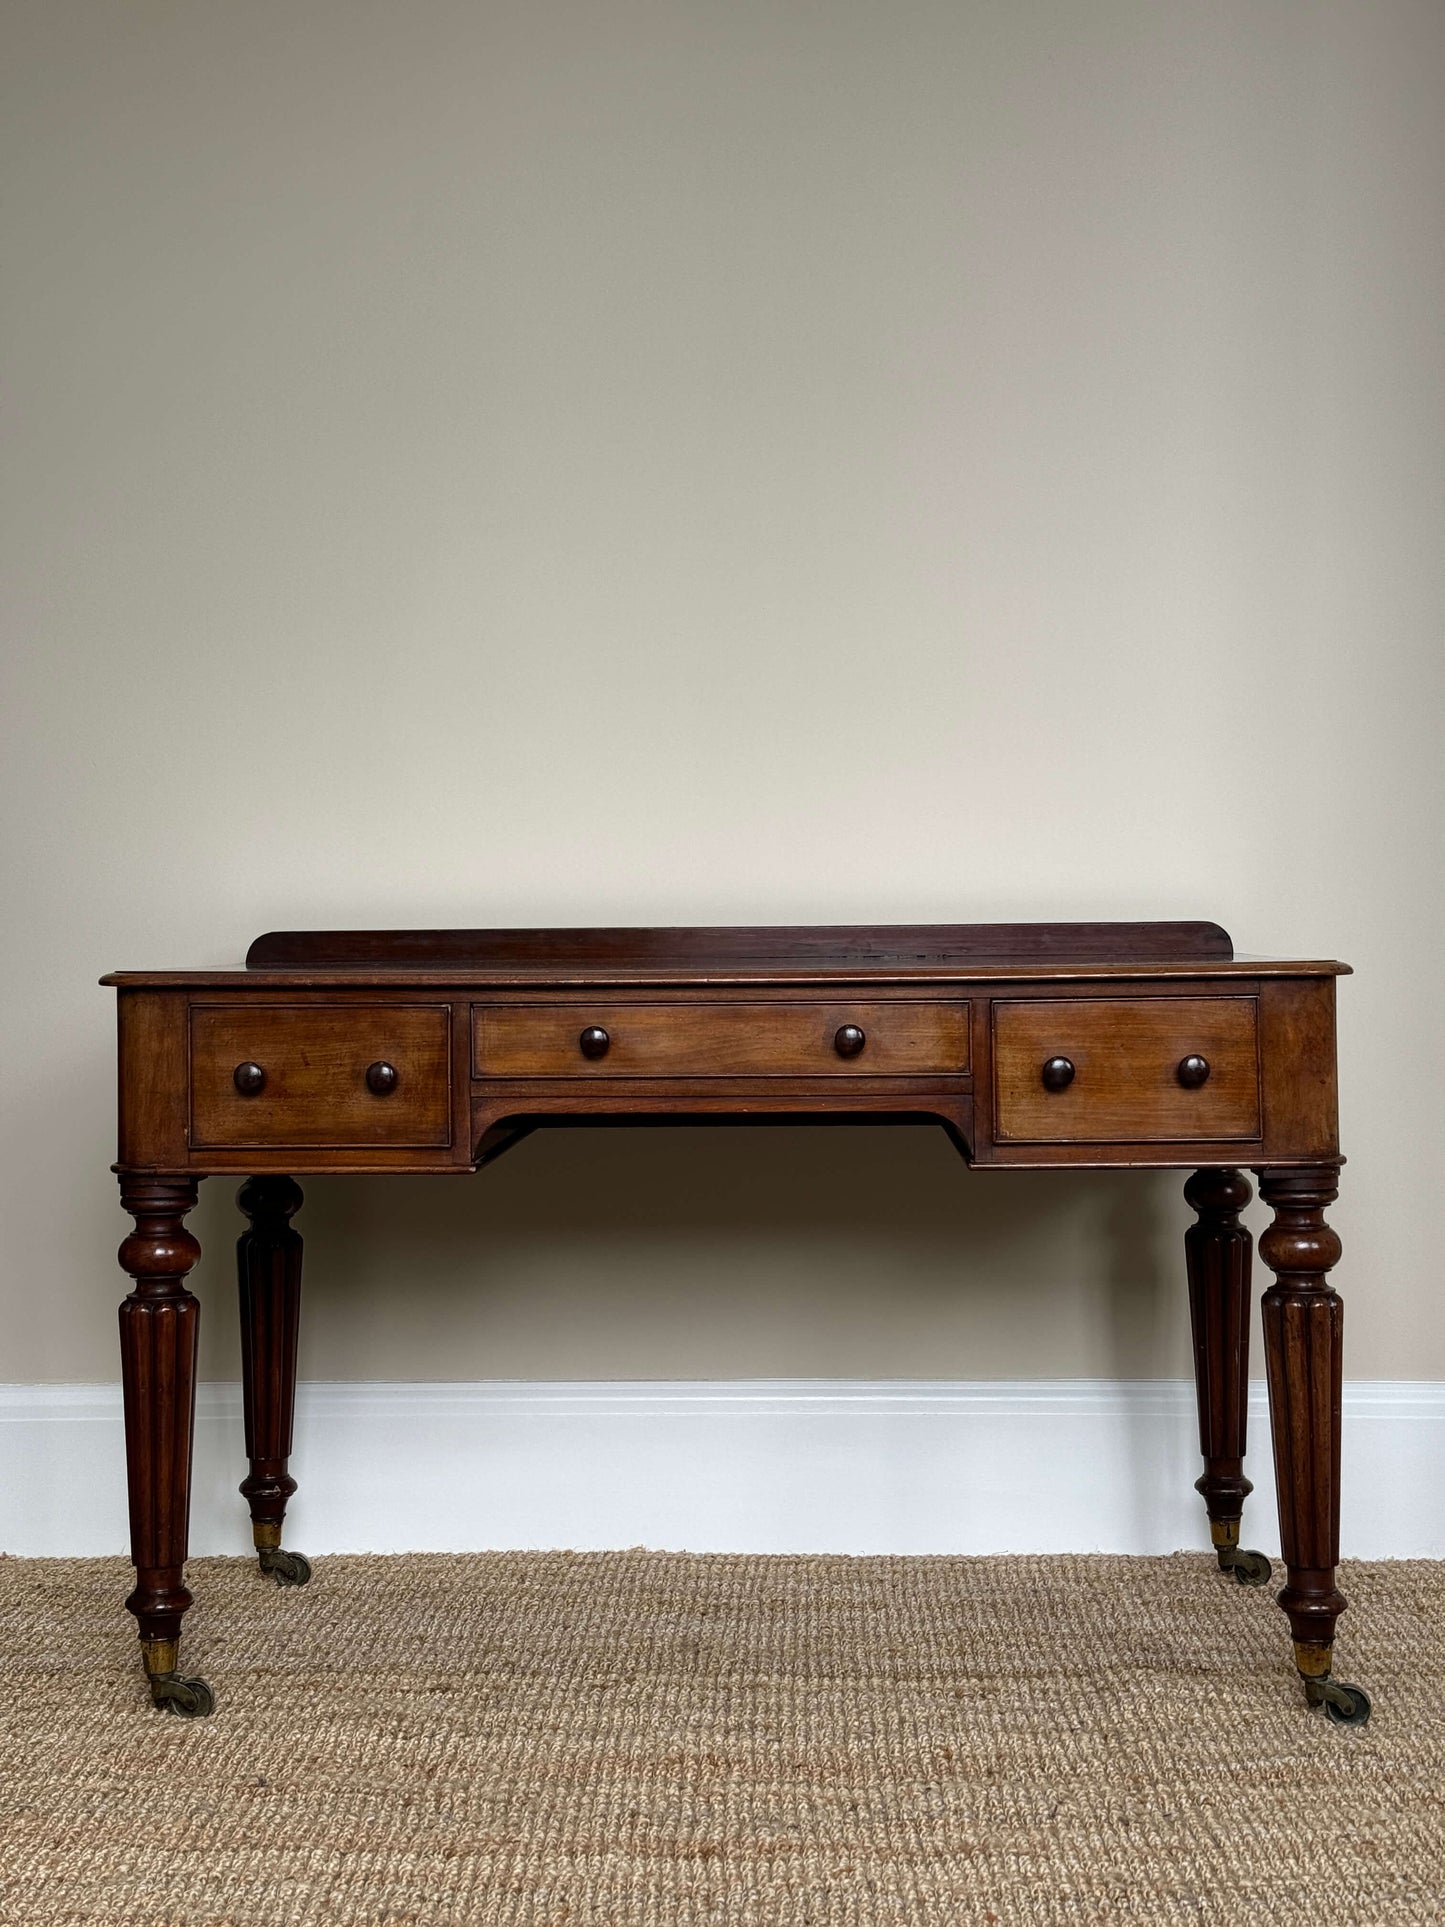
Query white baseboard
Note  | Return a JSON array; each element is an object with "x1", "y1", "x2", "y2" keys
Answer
[{"x1": 3, "y1": 1379, "x2": 1443, "y2": 1559}]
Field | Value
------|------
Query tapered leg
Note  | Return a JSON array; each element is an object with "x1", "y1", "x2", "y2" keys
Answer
[
  {"x1": 1257, "y1": 1165, "x2": 1370, "y2": 1725},
  {"x1": 118, "y1": 1175, "x2": 214, "y2": 1716},
  {"x1": 237, "y1": 1176, "x2": 311, "y2": 1586},
  {"x1": 1185, "y1": 1168, "x2": 1270, "y2": 1586}
]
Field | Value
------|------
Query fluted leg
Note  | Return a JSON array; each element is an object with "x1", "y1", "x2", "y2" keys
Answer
[
  {"x1": 118, "y1": 1176, "x2": 213, "y2": 1716},
  {"x1": 237, "y1": 1176, "x2": 311, "y2": 1586},
  {"x1": 1185, "y1": 1168, "x2": 1270, "y2": 1585},
  {"x1": 1257, "y1": 1165, "x2": 1370, "y2": 1725}
]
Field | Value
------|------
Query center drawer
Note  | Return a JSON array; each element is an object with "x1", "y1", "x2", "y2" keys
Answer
[{"x1": 473, "y1": 1001, "x2": 970, "y2": 1078}]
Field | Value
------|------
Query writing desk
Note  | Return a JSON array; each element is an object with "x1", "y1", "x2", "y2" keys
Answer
[{"x1": 103, "y1": 921, "x2": 1370, "y2": 1726}]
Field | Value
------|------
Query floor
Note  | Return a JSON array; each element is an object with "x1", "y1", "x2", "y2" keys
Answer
[{"x1": 1, "y1": 1550, "x2": 1442, "y2": 1924}]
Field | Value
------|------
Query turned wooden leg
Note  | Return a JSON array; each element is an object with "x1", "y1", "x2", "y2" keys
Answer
[
  {"x1": 118, "y1": 1175, "x2": 214, "y2": 1716},
  {"x1": 1257, "y1": 1165, "x2": 1371, "y2": 1725},
  {"x1": 1185, "y1": 1168, "x2": 1271, "y2": 1586},
  {"x1": 237, "y1": 1176, "x2": 312, "y2": 1586}
]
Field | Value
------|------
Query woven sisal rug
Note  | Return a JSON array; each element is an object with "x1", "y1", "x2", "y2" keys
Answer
[{"x1": 1, "y1": 1551, "x2": 1441, "y2": 1924}]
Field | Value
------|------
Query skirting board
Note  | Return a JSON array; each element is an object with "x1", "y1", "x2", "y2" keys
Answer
[{"x1": 2, "y1": 1379, "x2": 1443, "y2": 1559}]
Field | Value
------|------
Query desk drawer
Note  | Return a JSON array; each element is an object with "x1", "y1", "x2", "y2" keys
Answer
[
  {"x1": 992, "y1": 997, "x2": 1260, "y2": 1143},
  {"x1": 473, "y1": 1001, "x2": 969, "y2": 1078},
  {"x1": 191, "y1": 1004, "x2": 452, "y2": 1148}
]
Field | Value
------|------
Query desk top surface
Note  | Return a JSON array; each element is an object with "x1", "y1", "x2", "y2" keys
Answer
[{"x1": 103, "y1": 922, "x2": 1350, "y2": 987}]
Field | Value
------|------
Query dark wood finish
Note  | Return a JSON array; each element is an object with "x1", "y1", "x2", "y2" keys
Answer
[
  {"x1": 976, "y1": 977, "x2": 1342, "y2": 1171},
  {"x1": 1185, "y1": 1169, "x2": 1256, "y2": 1555},
  {"x1": 470, "y1": 1087, "x2": 977, "y2": 1153},
  {"x1": 247, "y1": 921, "x2": 1236, "y2": 972},
  {"x1": 1258, "y1": 1165, "x2": 1348, "y2": 1677},
  {"x1": 190, "y1": 1003, "x2": 451, "y2": 1148},
  {"x1": 117, "y1": 1177, "x2": 202, "y2": 1669},
  {"x1": 108, "y1": 960, "x2": 1351, "y2": 990},
  {"x1": 1257, "y1": 976, "x2": 1341, "y2": 1161},
  {"x1": 473, "y1": 999, "x2": 970, "y2": 1079},
  {"x1": 116, "y1": 988, "x2": 188, "y2": 1167},
  {"x1": 237, "y1": 1177, "x2": 304, "y2": 1550},
  {"x1": 992, "y1": 997, "x2": 1261, "y2": 1143},
  {"x1": 105, "y1": 922, "x2": 1361, "y2": 1720}
]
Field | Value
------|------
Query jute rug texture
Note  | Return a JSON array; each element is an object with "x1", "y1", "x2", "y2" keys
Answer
[{"x1": 1, "y1": 1551, "x2": 1441, "y2": 1925}]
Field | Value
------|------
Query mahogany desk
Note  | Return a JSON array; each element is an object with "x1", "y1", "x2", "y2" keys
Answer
[{"x1": 103, "y1": 921, "x2": 1370, "y2": 1726}]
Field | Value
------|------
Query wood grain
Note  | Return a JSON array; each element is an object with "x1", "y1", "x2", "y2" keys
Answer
[
  {"x1": 1258, "y1": 978, "x2": 1340, "y2": 1158},
  {"x1": 247, "y1": 921, "x2": 1235, "y2": 972},
  {"x1": 1185, "y1": 1169, "x2": 1256, "y2": 1546},
  {"x1": 992, "y1": 997, "x2": 1261, "y2": 1143},
  {"x1": 190, "y1": 1003, "x2": 452, "y2": 1149},
  {"x1": 473, "y1": 1001, "x2": 970, "y2": 1079},
  {"x1": 236, "y1": 1177, "x2": 304, "y2": 1544},
  {"x1": 1258, "y1": 1165, "x2": 1348, "y2": 1670},
  {"x1": 117, "y1": 1177, "x2": 202, "y2": 1647},
  {"x1": 116, "y1": 991, "x2": 189, "y2": 1168}
]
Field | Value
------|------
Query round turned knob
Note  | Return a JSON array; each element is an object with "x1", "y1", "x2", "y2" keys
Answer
[
  {"x1": 579, "y1": 1026, "x2": 610, "y2": 1060},
  {"x1": 1041, "y1": 1056, "x2": 1075, "y2": 1092},
  {"x1": 834, "y1": 1024, "x2": 867, "y2": 1059},
  {"x1": 233, "y1": 1061, "x2": 266, "y2": 1096},
  {"x1": 1177, "y1": 1054, "x2": 1211, "y2": 1089},
  {"x1": 365, "y1": 1060, "x2": 398, "y2": 1096}
]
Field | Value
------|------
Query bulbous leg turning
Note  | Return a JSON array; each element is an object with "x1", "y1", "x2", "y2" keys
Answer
[
  {"x1": 1257, "y1": 1165, "x2": 1371, "y2": 1727},
  {"x1": 1185, "y1": 1168, "x2": 1272, "y2": 1587},
  {"x1": 118, "y1": 1176, "x2": 214, "y2": 1714},
  {"x1": 237, "y1": 1177, "x2": 312, "y2": 1587}
]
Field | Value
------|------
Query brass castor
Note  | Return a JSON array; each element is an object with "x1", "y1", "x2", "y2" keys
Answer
[
  {"x1": 1306, "y1": 1676, "x2": 1372, "y2": 1728},
  {"x1": 1209, "y1": 1522, "x2": 1271, "y2": 1588},
  {"x1": 258, "y1": 1546, "x2": 312, "y2": 1587},
  {"x1": 149, "y1": 1671, "x2": 216, "y2": 1717},
  {"x1": 1217, "y1": 1546, "x2": 1273, "y2": 1587},
  {"x1": 142, "y1": 1638, "x2": 215, "y2": 1717}
]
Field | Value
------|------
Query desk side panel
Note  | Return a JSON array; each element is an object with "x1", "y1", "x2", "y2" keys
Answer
[
  {"x1": 1257, "y1": 976, "x2": 1339, "y2": 1160},
  {"x1": 116, "y1": 989, "x2": 191, "y2": 1169}
]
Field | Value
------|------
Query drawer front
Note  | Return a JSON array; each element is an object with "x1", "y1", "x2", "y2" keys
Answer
[
  {"x1": 473, "y1": 1001, "x2": 969, "y2": 1078},
  {"x1": 992, "y1": 997, "x2": 1260, "y2": 1143},
  {"x1": 191, "y1": 1004, "x2": 452, "y2": 1148}
]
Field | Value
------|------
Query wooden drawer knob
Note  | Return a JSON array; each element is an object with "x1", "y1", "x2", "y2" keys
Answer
[
  {"x1": 365, "y1": 1060, "x2": 399, "y2": 1095},
  {"x1": 834, "y1": 1024, "x2": 867, "y2": 1058},
  {"x1": 233, "y1": 1061, "x2": 267, "y2": 1096},
  {"x1": 1041, "y1": 1056, "x2": 1075, "y2": 1091},
  {"x1": 579, "y1": 1026, "x2": 610, "y2": 1060},
  {"x1": 1177, "y1": 1054, "x2": 1211, "y2": 1089}
]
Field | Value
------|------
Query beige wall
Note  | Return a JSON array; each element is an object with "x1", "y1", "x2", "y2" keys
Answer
[{"x1": 3, "y1": 1, "x2": 1442, "y2": 1387}]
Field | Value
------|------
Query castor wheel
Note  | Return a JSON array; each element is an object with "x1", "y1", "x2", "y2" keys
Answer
[
  {"x1": 258, "y1": 1546, "x2": 312, "y2": 1587},
  {"x1": 149, "y1": 1672, "x2": 216, "y2": 1718},
  {"x1": 1304, "y1": 1674, "x2": 1372, "y2": 1728},
  {"x1": 1228, "y1": 1548, "x2": 1273, "y2": 1588},
  {"x1": 1215, "y1": 1545, "x2": 1273, "y2": 1587},
  {"x1": 1321, "y1": 1681, "x2": 1372, "y2": 1729}
]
